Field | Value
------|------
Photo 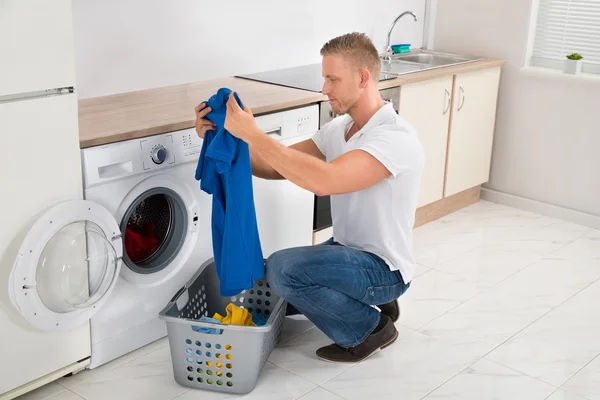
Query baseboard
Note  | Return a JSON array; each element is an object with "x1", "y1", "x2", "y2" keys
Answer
[
  {"x1": 414, "y1": 186, "x2": 481, "y2": 228},
  {"x1": 481, "y1": 187, "x2": 600, "y2": 229},
  {"x1": 0, "y1": 359, "x2": 89, "y2": 400}
]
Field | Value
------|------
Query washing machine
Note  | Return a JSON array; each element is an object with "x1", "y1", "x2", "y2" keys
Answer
[
  {"x1": 80, "y1": 128, "x2": 215, "y2": 368},
  {"x1": 81, "y1": 103, "x2": 320, "y2": 368}
]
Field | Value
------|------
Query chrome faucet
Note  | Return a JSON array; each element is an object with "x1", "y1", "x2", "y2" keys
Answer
[{"x1": 383, "y1": 11, "x2": 418, "y2": 62}]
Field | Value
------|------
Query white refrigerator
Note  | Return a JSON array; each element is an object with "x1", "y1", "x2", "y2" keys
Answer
[{"x1": 0, "y1": 1, "x2": 123, "y2": 398}]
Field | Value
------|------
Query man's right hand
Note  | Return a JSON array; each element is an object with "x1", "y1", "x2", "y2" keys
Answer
[{"x1": 194, "y1": 103, "x2": 216, "y2": 139}]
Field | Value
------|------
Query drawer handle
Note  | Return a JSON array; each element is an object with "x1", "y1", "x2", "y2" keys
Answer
[
  {"x1": 264, "y1": 128, "x2": 281, "y2": 137},
  {"x1": 443, "y1": 88, "x2": 451, "y2": 115},
  {"x1": 458, "y1": 85, "x2": 466, "y2": 112}
]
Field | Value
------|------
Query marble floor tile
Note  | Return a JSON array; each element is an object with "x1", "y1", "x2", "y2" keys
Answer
[
  {"x1": 322, "y1": 331, "x2": 482, "y2": 400},
  {"x1": 418, "y1": 287, "x2": 554, "y2": 355},
  {"x1": 430, "y1": 203, "x2": 556, "y2": 237},
  {"x1": 493, "y1": 257, "x2": 600, "y2": 308},
  {"x1": 15, "y1": 383, "x2": 73, "y2": 400},
  {"x1": 68, "y1": 346, "x2": 188, "y2": 400},
  {"x1": 413, "y1": 209, "x2": 556, "y2": 267},
  {"x1": 487, "y1": 222, "x2": 594, "y2": 258},
  {"x1": 422, "y1": 359, "x2": 557, "y2": 400},
  {"x1": 551, "y1": 229, "x2": 600, "y2": 262},
  {"x1": 486, "y1": 280, "x2": 600, "y2": 387},
  {"x1": 546, "y1": 389, "x2": 590, "y2": 400},
  {"x1": 58, "y1": 338, "x2": 168, "y2": 389},
  {"x1": 298, "y1": 387, "x2": 346, "y2": 400},
  {"x1": 414, "y1": 263, "x2": 431, "y2": 277},
  {"x1": 433, "y1": 245, "x2": 543, "y2": 288},
  {"x1": 30, "y1": 391, "x2": 83, "y2": 400},
  {"x1": 514, "y1": 220, "x2": 593, "y2": 244},
  {"x1": 413, "y1": 240, "x2": 482, "y2": 268},
  {"x1": 562, "y1": 354, "x2": 600, "y2": 400},
  {"x1": 398, "y1": 270, "x2": 482, "y2": 330}
]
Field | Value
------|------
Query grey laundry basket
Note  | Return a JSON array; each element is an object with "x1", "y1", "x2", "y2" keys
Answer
[{"x1": 158, "y1": 258, "x2": 286, "y2": 394}]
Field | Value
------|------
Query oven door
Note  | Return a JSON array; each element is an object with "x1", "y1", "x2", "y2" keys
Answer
[{"x1": 313, "y1": 194, "x2": 332, "y2": 231}]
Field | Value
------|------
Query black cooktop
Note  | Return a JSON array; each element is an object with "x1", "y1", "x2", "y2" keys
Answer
[{"x1": 236, "y1": 63, "x2": 396, "y2": 93}]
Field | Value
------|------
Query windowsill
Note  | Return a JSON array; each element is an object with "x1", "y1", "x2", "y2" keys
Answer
[{"x1": 520, "y1": 66, "x2": 600, "y2": 84}]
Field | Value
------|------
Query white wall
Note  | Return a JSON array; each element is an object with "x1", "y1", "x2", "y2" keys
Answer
[
  {"x1": 432, "y1": 0, "x2": 600, "y2": 218},
  {"x1": 72, "y1": 0, "x2": 426, "y2": 99}
]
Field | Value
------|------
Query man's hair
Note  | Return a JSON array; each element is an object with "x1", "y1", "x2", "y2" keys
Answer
[{"x1": 320, "y1": 32, "x2": 381, "y2": 81}]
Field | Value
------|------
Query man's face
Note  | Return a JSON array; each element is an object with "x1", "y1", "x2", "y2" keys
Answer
[{"x1": 321, "y1": 54, "x2": 363, "y2": 115}]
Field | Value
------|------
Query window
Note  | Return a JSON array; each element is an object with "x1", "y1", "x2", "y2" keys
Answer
[{"x1": 529, "y1": 0, "x2": 600, "y2": 74}]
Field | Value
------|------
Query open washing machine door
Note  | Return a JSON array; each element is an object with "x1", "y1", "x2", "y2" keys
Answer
[{"x1": 8, "y1": 199, "x2": 123, "y2": 332}]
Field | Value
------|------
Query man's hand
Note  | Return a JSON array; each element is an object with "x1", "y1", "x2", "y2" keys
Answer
[
  {"x1": 194, "y1": 103, "x2": 216, "y2": 139},
  {"x1": 225, "y1": 92, "x2": 260, "y2": 141}
]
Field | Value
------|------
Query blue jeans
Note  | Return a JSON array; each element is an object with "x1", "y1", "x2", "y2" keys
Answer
[{"x1": 266, "y1": 238, "x2": 410, "y2": 348}]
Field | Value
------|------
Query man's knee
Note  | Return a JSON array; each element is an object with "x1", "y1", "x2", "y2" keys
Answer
[{"x1": 266, "y1": 248, "x2": 304, "y2": 295}]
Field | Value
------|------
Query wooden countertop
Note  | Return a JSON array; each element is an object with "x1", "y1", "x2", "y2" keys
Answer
[{"x1": 78, "y1": 58, "x2": 505, "y2": 148}]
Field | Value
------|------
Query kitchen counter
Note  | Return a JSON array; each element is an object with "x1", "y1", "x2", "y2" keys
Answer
[{"x1": 78, "y1": 57, "x2": 505, "y2": 148}]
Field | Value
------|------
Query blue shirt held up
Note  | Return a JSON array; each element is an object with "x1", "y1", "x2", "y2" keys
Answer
[{"x1": 195, "y1": 88, "x2": 265, "y2": 296}]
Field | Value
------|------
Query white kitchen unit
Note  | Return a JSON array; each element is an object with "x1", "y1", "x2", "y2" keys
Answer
[
  {"x1": 0, "y1": 1, "x2": 95, "y2": 398},
  {"x1": 399, "y1": 76, "x2": 454, "y2": 207},
  {"x1": 444, "y1": 67, "x2": 502, "y2": 196},
  {"x1": 252, "y1": 106, "x2": 319, "y2": 257}
]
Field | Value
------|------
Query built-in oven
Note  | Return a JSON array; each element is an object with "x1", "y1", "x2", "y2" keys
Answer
[{"x1": 313, "y1": 86, "x2": 401, "y2": 232}]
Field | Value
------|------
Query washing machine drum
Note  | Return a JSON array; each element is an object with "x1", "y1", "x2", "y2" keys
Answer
[{"x1": 120, "y1": 188, "x2": 188, "y2": 275}]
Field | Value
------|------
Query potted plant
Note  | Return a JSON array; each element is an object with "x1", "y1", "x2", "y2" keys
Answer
[{"x1": 565, "y1": 53, "x2": 583, "y2": 75}]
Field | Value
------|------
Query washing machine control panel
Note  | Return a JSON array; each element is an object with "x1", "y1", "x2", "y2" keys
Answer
[
  {"x1": 178, "y1": 130, "x2": 203, "y2": 159},
  {"x1": 139, "y1": 136, "x2": 176, "y2": 171}
]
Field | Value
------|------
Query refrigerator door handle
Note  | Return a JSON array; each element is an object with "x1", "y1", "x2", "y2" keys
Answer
[{"x1": 0, "y1": 87, "x2": 74, "y2": 104}]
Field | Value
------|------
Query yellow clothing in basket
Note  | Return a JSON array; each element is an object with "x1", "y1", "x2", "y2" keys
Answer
[{"x1": 213, "y1": 303, "x2": 256, "y2": 327}]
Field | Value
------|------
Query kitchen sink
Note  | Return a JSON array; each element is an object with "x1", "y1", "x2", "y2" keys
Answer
[
  {"x1": 394, "y1": 52, "x2": 475, "y2": 66},
  {"x1": 380, "y1": 50, "x2": 484, "y2": 76},
  {"x1": 379, "y1": 60, "x2": 428, "y2": 75}
]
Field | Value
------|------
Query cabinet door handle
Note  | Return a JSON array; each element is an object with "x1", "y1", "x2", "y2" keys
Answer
[
  {"x1": 443, "y1": 88, "x2": 451, "y2": 115},
  {"x1": 458, "y1": 85, "x2": 466, "y2": 111}
]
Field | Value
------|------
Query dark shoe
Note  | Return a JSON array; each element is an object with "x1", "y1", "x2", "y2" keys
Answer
[
  {"x1": 316, "y1": 315, "x2": 398, "y2": 363},
  {"x1": 377, "y1": 299, "x2": 400, "y2": 322}
]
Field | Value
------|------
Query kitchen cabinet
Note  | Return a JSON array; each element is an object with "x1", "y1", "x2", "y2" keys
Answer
[
  {"x1": 444, "y1": 67, "x2": 501, "y2": 196},
  {"x1": 0, "y1": 0, "x2": 76, "y2": 96},
  {"x1": 253, "y1": 132, "x2": 316, "y2": 257},
  {"x1": 399, "y1": 76, "x2": 453, "y2": 207}
]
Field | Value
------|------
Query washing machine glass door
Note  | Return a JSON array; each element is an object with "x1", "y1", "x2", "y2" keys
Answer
[{"x1": 8, "y1": 199, "x2": 123, "y2": 332}]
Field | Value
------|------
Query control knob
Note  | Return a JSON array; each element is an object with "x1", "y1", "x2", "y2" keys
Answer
[{"x1": 151, "y1": 145, "x2": 167, "y2": 164}]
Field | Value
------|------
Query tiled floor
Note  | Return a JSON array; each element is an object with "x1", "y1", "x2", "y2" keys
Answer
[{"x1": 17, "y1": 201, "x2": 600, "y2": 400}]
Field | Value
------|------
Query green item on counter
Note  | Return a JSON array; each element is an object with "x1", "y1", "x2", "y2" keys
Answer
[{"x1": 391, "y1": 44, "x2": 411, "y2": 54}]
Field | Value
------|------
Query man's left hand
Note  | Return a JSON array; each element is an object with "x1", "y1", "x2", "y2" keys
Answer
[{"x1": 225, "y1": 92, "x2": 259, "y2": 142}]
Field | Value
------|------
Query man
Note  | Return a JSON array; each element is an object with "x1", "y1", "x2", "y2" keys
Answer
[{"x1": 195, "y1": 32, "x2": 424, "y2": 363}]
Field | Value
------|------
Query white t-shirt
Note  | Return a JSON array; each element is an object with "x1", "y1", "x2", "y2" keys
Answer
[{"x1": 311, "y1": 102, "x2": 424, "y2": 283}]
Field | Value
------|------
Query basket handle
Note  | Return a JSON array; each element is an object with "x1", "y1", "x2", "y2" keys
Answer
[{"x1": 170, "y1": 285, "x2": 187, "y2": 303}]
